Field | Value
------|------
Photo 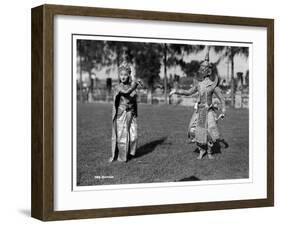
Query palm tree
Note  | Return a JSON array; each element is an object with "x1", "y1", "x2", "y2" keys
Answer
[
  {"x1": 226, "y1": 47, "x2": 249, "y2": 106},
  {"x1": 211, "y1": 46, "x2": 249, "y2": 107},
  {"x1": 162, "y1": 43, "x2": 205, "y2": 103}
]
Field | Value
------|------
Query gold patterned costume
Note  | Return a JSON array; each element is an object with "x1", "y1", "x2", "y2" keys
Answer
[
  {"x1": 178, "y1": 76, "x2": 225, "y2": 147},
  {"x1": 174, "y1": 52, "x2": 226, "y2": 158},
  {"x1": 110, "y1": 61, "x2": 140, "y2": 162}
]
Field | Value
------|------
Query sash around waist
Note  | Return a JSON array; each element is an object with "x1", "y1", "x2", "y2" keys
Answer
[
  {"x1": 117, "y1": 104, "x2": 137, "y2": 118},
  {"x1": 197, "y1": 103, "x2": 217, "y2": 111}
]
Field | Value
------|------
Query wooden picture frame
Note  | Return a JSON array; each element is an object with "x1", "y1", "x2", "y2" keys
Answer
[{"x1": 31, "y1": 4, "x2": 274, "y2": 221}]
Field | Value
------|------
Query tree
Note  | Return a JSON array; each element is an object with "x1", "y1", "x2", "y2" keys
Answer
[
  {"x1": 77, "y1": 40, "x2": 107, "y2": 73},
  {"x1": 163, "y1": 43, "x2": 168, "y2": 104},
  {"x1": 211, "y1": 45, "x2": 249, "y2": 107},
  {"x1": 134, "y1": 43, "x2": 162, "y2": 104},
  {"x1": 159, "y1": 43, "x2": 205, "y2": 103},
  {"x1": 228, "y1": 47, "x2": 249, "y2": 106},
  {"x1": 106, "y1": 41, "x2": 163, "y2": 104},
  {"x1": 104, "y1": 41, "x2": 134, "y2": 67},
  {"x1": 77, "y1": 39, "x2": 107, "y2": 91},
  {"x1": 179, "y1": 60, "x2": 201, "y2": 77}
]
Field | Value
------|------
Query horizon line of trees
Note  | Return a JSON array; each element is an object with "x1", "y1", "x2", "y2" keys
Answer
[{"x1": 77, "y1": 39, "x2": 249, "y2": 106}]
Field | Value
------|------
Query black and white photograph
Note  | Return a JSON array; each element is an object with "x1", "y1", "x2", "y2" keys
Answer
[
  {"x1": 28, "y1": 2, "x2": 274, "y2": 221},
  {"x1": 73, "y1": 35, "x2": 251, "y2": 188}
]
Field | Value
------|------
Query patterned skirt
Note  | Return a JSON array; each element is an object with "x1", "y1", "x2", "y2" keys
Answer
[
  {"x1": 112, "y1": 110, "x2": 137, "y2": 162},
  {"x1": 188, "y1": 105, "x2": 220, "y2": 147}
]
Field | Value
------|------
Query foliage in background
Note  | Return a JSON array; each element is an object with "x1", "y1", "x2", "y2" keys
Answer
[{"x1": 77, "y1": 40, "x2": 249, "y2": 106}]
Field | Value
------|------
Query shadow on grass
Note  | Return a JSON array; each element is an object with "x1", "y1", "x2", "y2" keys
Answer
[
  {"x1": 193, "y1": 139, "x2": 229, "y2": 154},
  {"x1": 134, "y1": 137, "x2": 167, "y2": 159},
  {"x1": 178, "y1": 176, "x2": 200, "y2": 181},
  {"x1": 212, "y1": 139, "x2": 229, "y2": 154}
]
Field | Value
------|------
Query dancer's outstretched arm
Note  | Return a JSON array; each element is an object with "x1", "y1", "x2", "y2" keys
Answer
[{"x1": 169, "y1": 85, "x2": 198, "y2": 97}]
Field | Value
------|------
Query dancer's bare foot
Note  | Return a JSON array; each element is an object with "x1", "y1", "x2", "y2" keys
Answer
[
  {"x1": 108, "y1": 157, "x2": 114, "y2": 162},
  {"x1": 207, "y1": 153, "x2": 215, "y2": 159},
  {"x1": 117, "y1": 157, "x2": 127, "y2": 162},
  {"x1": 197, "y1": 150, "x2": 206, "y2": 160},
  {"x1": 207, "y1": 142, "x2": 214, "y2": 159}
]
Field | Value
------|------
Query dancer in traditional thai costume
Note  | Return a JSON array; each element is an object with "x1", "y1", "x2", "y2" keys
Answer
[
  {"x1": 110, "y1": 62, "x2": 143, "y2": 162},
  {"x1": 169, "y1": 53, "x2": 225, "y2": 159}
]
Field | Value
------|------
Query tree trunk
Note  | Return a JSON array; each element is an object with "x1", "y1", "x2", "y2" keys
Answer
[
  {"x1": 88, "y1": 70, "x2": 93, "y2": 102},
  {"x1": 147, "y1": 87, "x2": 153, "y2": 104},
  {"x1": 79, "y1": 55, "x2": 83, "y2": 102},
  {"x1": 230, "y1": 55, "x2": 235, "y2": 107},
  {"x1": 88, "y1": 70, "x2": 92, "y2": 91},
  {"x1": 116, "y1": 47, "x2": 121, "y2": 68},
  {"x1": 163, "y1": 43, "x2": 168, "y2": 104}
]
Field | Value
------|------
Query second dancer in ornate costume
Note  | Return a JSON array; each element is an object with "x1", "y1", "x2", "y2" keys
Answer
[{"x1": 170, "y1": 52, "x2": 226, "y2": 159}]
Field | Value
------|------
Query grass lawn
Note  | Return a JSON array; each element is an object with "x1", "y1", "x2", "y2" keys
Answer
[{"x1": 77, "y1": 102, "x2": 249, "y2": 186}]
